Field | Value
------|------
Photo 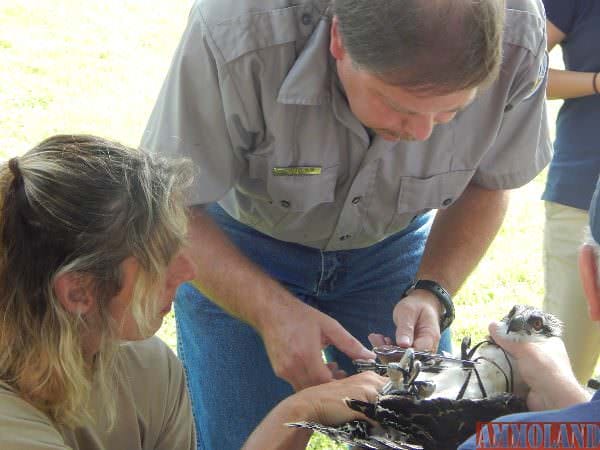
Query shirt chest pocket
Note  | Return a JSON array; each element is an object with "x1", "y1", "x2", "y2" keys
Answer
[
  {"x1": 385, "y1": 169, "x2": 476, "y2": 234},
  {"x1": 247, "y1": 153, "x2": 337, "y2": 212}
]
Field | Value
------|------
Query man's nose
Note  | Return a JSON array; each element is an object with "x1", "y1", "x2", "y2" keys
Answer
[{"x1": 405, "y1": 114, "x2": 435, "y2": 141}]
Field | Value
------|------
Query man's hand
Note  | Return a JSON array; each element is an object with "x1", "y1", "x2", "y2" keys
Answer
[
  {"x1": 392, "y1": 290, "x2": 443, "y2": 351},
  {"x1": 489, "y1": 321, "x2": 589, "y2": 410},
  {"x1": 403, "y1": 185, "x2": 509, "y2": 351},
  {"x1": 258, "y1": 298, "x2": 375, "y2": 391},
  {"x1": 187, "y1": 209, "x2": 373, "y2": 391}
]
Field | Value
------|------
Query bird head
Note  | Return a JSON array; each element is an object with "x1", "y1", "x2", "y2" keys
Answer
[{"x1": 497, "y1": 304, "x2": 563, "y2": 342}]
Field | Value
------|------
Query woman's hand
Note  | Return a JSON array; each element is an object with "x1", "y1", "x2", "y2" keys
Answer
[
  {"x1": 243, "y1": 371, "x2": 386, "y2": 450},
  {"x1": 290, "y1": 371, "x2": 386, "y2": 425}
]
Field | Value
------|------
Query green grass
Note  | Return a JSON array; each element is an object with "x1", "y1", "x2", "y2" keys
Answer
[{"x1": 0, "y1": 2, "x2": 568, "y2": 448}]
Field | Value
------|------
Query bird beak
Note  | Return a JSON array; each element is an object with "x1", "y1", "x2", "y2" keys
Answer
[{"x1": 507, "y1": 316, "x2": 525, "y2": 334}]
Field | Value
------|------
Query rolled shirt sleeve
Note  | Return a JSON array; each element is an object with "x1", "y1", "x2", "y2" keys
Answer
[
  {"x1": 141, "y1": 5, "x2": 259, "y2": 206},
  {"x1": 471, "y1": 8, "x2": 552, "y2": 191}
]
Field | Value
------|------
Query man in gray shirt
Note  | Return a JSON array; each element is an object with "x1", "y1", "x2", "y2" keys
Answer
[{"x1": 142, "y1": 1, "x2": 551, "y2": 448}]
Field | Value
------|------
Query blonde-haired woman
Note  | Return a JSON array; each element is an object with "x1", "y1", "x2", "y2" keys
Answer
[
  {"x1": 0, "y1": 135, "x2": 198, "y2": 449},
  {"x1": 0, "y1": 135, "x2": 384, "y2": 450}
]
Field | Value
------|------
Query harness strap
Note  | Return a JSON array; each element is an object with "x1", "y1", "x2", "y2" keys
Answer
[{"x1": 455, "y1": 339, "x2": 514, "y2": 399}]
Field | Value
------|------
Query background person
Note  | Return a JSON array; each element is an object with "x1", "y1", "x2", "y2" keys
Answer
[
  {"x1": 541, "y1": 0, "x2": 600, "y2": 384},
  {"x1": 142, "y1": 1, "x2": 551, "y2": 448}
]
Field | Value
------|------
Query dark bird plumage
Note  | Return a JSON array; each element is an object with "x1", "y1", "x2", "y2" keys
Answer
[{"x1": 288, "y1": 305, "x2": 562, "y2": 450}]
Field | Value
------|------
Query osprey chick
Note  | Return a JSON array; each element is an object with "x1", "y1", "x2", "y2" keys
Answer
[{"x1": 288, "y1": 305, "x2": 563, "y2": 450}]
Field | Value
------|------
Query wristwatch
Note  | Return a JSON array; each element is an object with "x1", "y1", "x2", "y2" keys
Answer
[{"x1": 403, "y1": 279, "x2": 455, "y2": 331}]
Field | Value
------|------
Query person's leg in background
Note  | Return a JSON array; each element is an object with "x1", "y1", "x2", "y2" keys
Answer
[
  {"x1": 320, "y1": 212, "x2": 452, "y2": 374},
  {"x1": 543, "y1": 201, "x2": 600, "y2": 384}
]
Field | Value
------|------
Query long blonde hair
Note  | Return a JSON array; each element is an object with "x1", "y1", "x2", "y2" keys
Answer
[{"x1": 0, "y1": 135, "x2": 192, "y2": 427}]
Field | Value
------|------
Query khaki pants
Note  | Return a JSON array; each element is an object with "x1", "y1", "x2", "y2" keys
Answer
[{"x1": 543, "y1": 201, "x2": 600, "y2": 384}]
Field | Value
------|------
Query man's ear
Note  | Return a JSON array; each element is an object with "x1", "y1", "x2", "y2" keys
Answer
[
  {"x1": 329, "y1": 16, "x2": 345, "y2": 61},
  {"x1": 579, "y1": 244, "x2": 600, "y2": 321},
  {"x1": 53, "y1": 272, "x2": 95, "y2": 315}
]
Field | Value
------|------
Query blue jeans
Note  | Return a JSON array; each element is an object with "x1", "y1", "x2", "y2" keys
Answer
[{"x1": 175, "y1": 204, "x2": 451, "y2": 450}]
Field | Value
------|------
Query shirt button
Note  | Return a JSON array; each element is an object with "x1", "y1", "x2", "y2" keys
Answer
[
  {"x1": 442, "y1": 198, "x2": 453, "y2": 206},
  {"x1": 301, "y1": 13, "x2": 312, "y2": 25},
  {"x1": 351, "y1": 196, "x2": 362, "y2": 205},
  {"x1": 280, "y1": 200, "x2": 291, "y2": 208},
  {"x1": 339, "y1": 234, "x2": 352, "y2": 241}
]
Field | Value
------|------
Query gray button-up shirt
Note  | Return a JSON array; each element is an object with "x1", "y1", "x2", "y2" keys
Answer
[{"x1": 142, "y1": 0, "x2": 551, "y2": 251}]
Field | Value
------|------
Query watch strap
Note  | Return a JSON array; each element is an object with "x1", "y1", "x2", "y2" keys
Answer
[{"x1": 403, "y1": 279, "x2": 455, "y2": 331}]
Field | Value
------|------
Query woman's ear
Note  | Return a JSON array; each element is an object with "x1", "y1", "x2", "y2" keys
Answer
[{"x1": 54, "y1": 272, "x2": 95, "y2": 315}]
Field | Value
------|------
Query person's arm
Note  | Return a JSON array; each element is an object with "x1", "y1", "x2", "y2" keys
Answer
[
  {"x1": 489, "y1": 322, "x2": 590, "y2": 410},
  {"x1": 393, "y1": 183, "x2": 509, "y2": 350},
  {"x1": 187, "y1": 207, "x2": 374, "y2": 391},
  {"x1": 143, "y1": 6, "x2": 374, "y2": 391},
  {"x1": 545, "y1": 19, "x2": 599, "y2": 100},
  {"x1": 243, "y1": 372, "x2": 386, "y2": 450},
  {"x1": 393, "y1": 4, "x2": 553, "y2": 351}
]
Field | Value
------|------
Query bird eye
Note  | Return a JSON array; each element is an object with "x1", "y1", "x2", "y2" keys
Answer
[{"x1": 529, "y1": 316, "x2": 544, "y2": 331}]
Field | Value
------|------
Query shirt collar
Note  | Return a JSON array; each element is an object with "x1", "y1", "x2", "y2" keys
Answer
[{"x1": 277, "y1": 17, "x2": 333, "y2": 106}]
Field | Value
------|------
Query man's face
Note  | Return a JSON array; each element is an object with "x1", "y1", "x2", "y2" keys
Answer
[{"x1": 330, "y1": 20, "x2": 477, "y2": 142}]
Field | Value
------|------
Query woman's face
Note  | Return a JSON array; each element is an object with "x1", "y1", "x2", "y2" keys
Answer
[{"x1": 109, "y1": 247, "x2": 197, "y2": 341}]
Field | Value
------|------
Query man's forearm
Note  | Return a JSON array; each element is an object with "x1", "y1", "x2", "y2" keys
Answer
[
  {"x1": 186, "y1": 207, "x2": 375, "y2": 390},
  {"x1": 417, "y1": 183, "x2": 510, "y2": 295},
  {"x1": 186, "y1": 206, "x2": 294, "y2": 331}
]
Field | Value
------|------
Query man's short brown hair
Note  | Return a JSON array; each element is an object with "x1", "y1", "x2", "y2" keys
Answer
[{"x1": 332, "y1": 0, "x2": 506, "y2": 94}]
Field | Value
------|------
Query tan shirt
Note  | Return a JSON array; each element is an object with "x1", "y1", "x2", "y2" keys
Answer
[
  {"x1": 142, "y1": 0, "x2": 551, "y2": 251},
  {"x1": 0, "y1": 337, "x2": 195, "y2": 450}
]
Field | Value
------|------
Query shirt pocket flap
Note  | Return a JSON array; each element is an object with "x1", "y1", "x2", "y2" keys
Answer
[
  {"x1": 248, "y1": 153, "x2": 337, "y2": 212},
  {"x1": 398, "y1": 170, "x2": 476, "y2": 212},
  {"x1": 267, "y1": 167, "x2": 337, "y2": 212}
]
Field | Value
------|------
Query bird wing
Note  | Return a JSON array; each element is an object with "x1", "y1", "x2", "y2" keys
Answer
[
  {"x1": 346, "y1": 393, "x2": 527, "y2": 450},
  {"x1": 286, "y1": 420, "x2": 423, "y2": 449}
]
